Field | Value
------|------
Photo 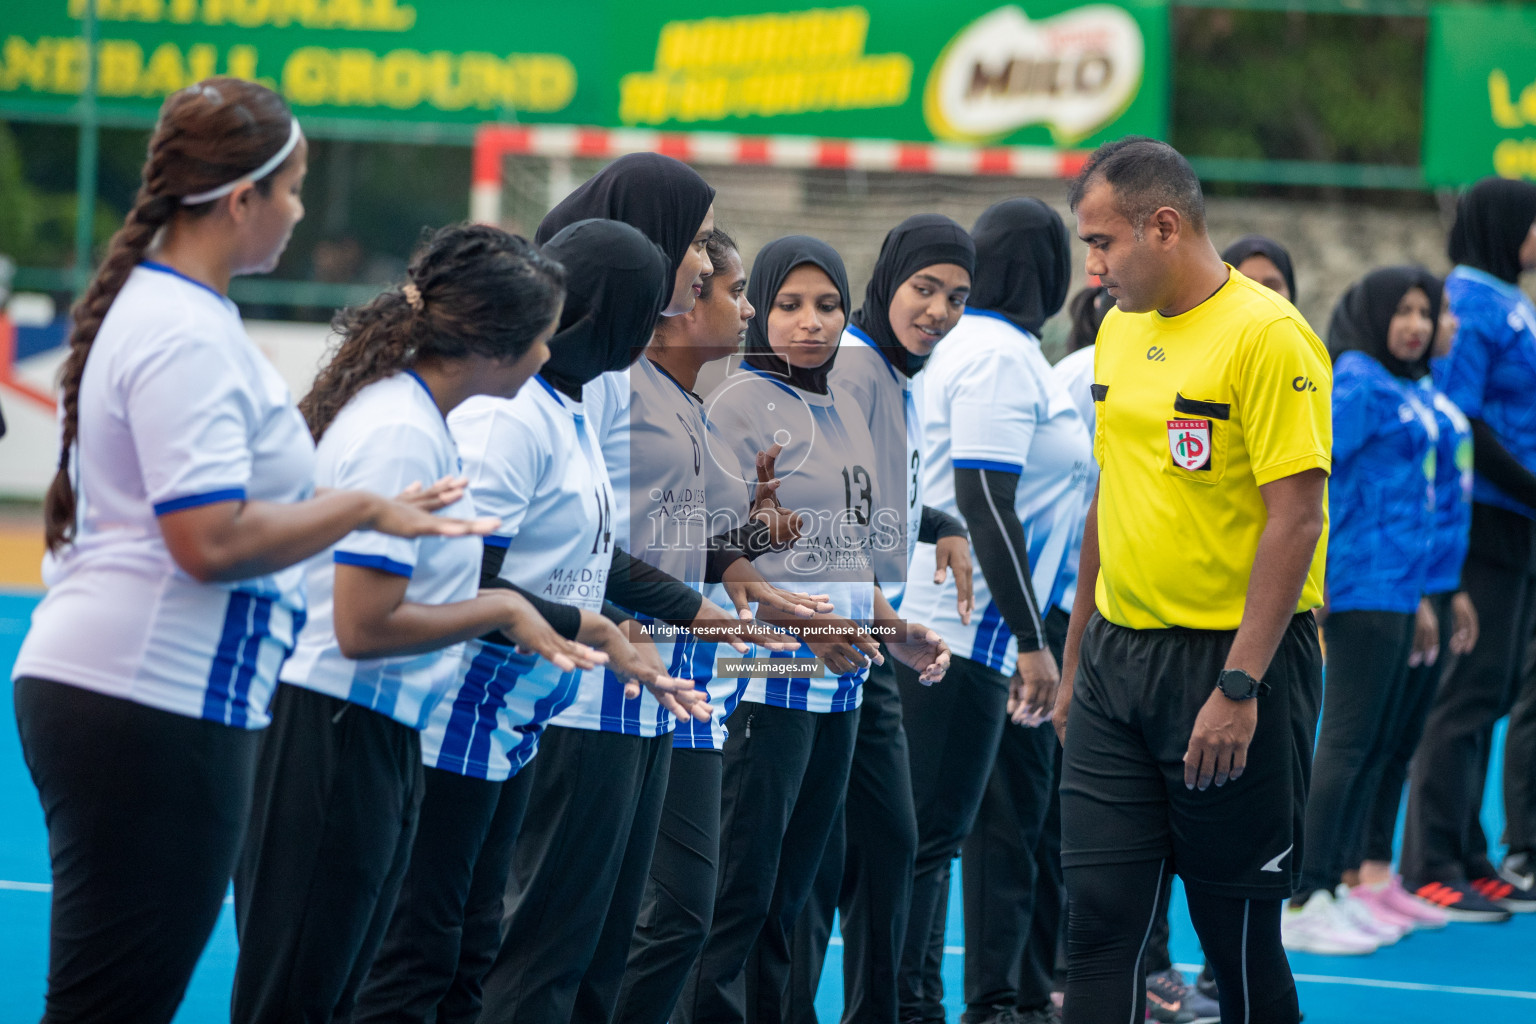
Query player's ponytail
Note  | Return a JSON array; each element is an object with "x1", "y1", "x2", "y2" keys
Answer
[
  {"x1": 45, "y1": 78, "x2": 296, "y2": 552},
  {"x1": 301, "y1": 223, "x2": 564, "y2": 440}
]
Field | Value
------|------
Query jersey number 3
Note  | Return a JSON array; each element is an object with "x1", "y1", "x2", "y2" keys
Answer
[{"x1": 842, "y1": 465, "x2": 872, "y2": 526}]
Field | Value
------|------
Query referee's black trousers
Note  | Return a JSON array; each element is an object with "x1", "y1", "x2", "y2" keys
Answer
[
  {"x1": 479, "y1": 726, "x2": 672, "y2": 1024},
  {"x1": 786, "y1": 651, "x2": 919, "y2": 1024},
  {"x1": 1296, "y1": 609, "x2": 1415, "y2": 897},
  {"x1": 960, "y1": 608, "x2": 1066, "y2": 1015},
  {"x1": 615, "y1": 746, "x2": 724, "y2": 1024},
  {"x1": 1404, "y1": 503, "x2": 1536, "y2": 885},
  {"x1": 678, "y1": 702, "x2": 859, "y2": 1024},
  {"x1": 896, "y1": 654, "x2": 1011, "y2": 1022},
  {"x1": 14, "y1": 676, "x2": 258, "y2": 1024},
  {"x1": 350, "y1": 763, "x2": 536, "y2": 1024},
  {"x1": 232, "y1": 684, "x2": 424, "y2": 1024},
  {"x1": 1065, "y1": 861, "x2": 1298, "y2": 1024},
  {"x1": 1059, "y1": 613, "x2": 1320, "y2": 1024}
]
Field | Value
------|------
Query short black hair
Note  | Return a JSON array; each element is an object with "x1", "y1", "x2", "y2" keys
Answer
[{"x1": 1067, "y1": 136, "x2": 1206, "y2": 238}]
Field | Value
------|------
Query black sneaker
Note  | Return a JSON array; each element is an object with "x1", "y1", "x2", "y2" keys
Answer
[
  {"x1": 1472, "y1": 875, "x2": 1536, "y2": 913},
  {"x1": 1145, "y1": 968, "x2": 1197, "y2": 1023},
  {"x1": 1412, "y1": 880, "x2": 1513, "y2": 922},
  {"x1": 1017, "y1": 1006, "x2": 1063, "y2": 1024},
  {"x1": 960, "y1": 1007, "x2": 1020, "y2": 1024}
]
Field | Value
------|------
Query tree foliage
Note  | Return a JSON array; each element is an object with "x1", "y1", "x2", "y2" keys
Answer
[{"x1": 1172, "y1": 8, "x2": 1426, "y2": 165}]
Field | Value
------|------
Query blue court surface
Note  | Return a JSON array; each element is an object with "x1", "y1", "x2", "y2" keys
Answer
[{"x1": 0, "y1": 590, "x2": 1532, "y2": 1023}]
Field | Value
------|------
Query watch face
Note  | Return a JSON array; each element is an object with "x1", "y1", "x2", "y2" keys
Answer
[{"x1": 1220, "y1": 671, "x2": 1255, "y2": 699}]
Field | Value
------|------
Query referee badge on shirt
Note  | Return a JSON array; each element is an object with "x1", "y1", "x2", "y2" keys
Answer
[{"x1": 1167, "y1": 419, "x2": 1212, "y2": 471}]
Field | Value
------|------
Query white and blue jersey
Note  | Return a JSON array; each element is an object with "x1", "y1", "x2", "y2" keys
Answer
[
  {"x1": 1050, "y1": 344, "x2": 1099, "y2": 612},
  {"x1": 1421, "y1": 371, "x2": 1474, "y2": 596},
  {"x1": 279, "y1": 372, "x2": 480, "y2": 730},
  {"x1": 901, "y1": 310, "x2": 1092, "y2": 676},
  {"x1": 15, "y1": 263, "x2": 314, "y2": 728},
  {"x1": 421, "y1": 376, "x2": 619, "y2": 781},
  {"x1": 704, "y1": 364, "x2": 878, "y2": 714},
  {"x1": 1440, "y1": 266, "x2": 1536, "y2": 518},
  {"x1": 829, "y1": 326, "x2": 922, "y2": 608}
]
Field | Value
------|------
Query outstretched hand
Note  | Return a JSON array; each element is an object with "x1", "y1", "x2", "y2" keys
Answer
[
  {"x1": 371, "y1": 477, "x2": 501, "y2": 537},
  {"x1": 886, "y1": 619, "x2": 950, "y2": 685}
]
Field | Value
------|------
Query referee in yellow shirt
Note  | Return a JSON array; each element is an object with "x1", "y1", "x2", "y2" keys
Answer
[{"x1": 1053, "y1": 137, "x2": 1331, "y2": 1024}]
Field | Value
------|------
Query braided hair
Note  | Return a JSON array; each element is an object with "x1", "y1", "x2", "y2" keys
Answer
[
  {"x1": 300, "y1": 223, "x2": 565, "y2": 440},
  {"x1": 45, "y1": 77, "x2": 296, "y2": 552}
]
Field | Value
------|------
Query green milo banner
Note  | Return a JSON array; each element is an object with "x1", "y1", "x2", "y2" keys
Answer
[
  {"x1": 0, "y1": 0, "x2": 1167, "y2": 148},
  {"x1": 1424, "y1": 2, "x2": 1536, "y2": 186}
]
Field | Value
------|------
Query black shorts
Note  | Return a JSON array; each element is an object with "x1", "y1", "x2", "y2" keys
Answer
[{"x1": 1060, "y1": 611, "x2": 1322, "y2": 899}]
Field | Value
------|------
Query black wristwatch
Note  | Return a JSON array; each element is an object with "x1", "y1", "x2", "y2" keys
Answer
[{"x1": 1216, "y1": 668, "x2": 1268, "y2": 701}]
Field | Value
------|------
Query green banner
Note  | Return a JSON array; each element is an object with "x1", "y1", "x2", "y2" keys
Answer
[
  {"x1": 1424, "y1": 3, "x2": 1536, "y2": 186},
  {"x1": 0, "y1": 0, "x2": 1167, "y2": 148}
]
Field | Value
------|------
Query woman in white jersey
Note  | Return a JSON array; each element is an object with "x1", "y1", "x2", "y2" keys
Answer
[
  {"x1": 481, "y1": 167, "x2": 788, "y2": 1024},
  {"x1": 229, "y1": 224, "x2": 605, "y2": 1023},
  {"x1": 12, "y1": 79, "x2": 485, "y2": 1024},
  {"x1": 681, "y1": 235, "x2": 950, "y2": 1024},
  {"x1": 349, "y1": 218, "x2": 709, "y2": 1024},
  {"x1": 792, "y1": 214, "x2": 977, "y2": 1024},
  {"x1": 898, "y1": 198, "x2": 1091, "y2": 1024}
]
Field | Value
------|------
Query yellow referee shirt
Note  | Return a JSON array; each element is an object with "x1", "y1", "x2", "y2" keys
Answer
[{"x1": 1092, "y1": 269, "x2": 1331, "y2": 631}]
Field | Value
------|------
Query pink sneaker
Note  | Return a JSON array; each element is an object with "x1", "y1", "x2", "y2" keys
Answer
[
  {"x1": 1349, "y1": 882, "x2": 1419, "y2": 933},
  {"x1": 1377, "y1": 876, "x2": 1449, "y2": 929}
]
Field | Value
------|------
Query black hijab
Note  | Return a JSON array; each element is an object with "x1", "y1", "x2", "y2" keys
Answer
[
  {"x1": 1448, "y1": 177, "x2": 1536, "y2": 285},
  {"x1": 849, "y1": 214, "x2": 976, "y2": 379},
  {"x1": 1222, "y1": 234, "x2": 1298, "y2": 302},
  {"x1": 1326, "y1": 266, "x2": 1441, "y2": 381},
  {"x1": 742, "y1": 236, "x2": 851, "y2": 395},
  {"x1": 534, "y1": 152, "x2": 716, "y2": 279},
  {"x1": 967, "y1": 198, "x2": 1071, "y2": 336},
  {"x1": 538, "y1": 219, "x2": 670, "y2": 399}
]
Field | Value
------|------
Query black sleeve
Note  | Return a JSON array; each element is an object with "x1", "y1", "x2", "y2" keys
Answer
[
  {"x1": 479, "y1": 543, "x2": 583, "y2": 641},
  {"x1": 918, "y1": 505, "x2": 968, "y2": 544},
  {"x1": 601, "y1": 601, "x2": 636, "y2": 627},
  {"x1": 605, "y1": 547, "x2": 706, "y2": 627},
  {"x1": 704, "y1": 521, "x2": 775, "y2": 583},
  {"x1": 709, "y1": 518, "x2": 777, "y2": 567},
  {"x1": 1470, "y1": 418, "x2": 1536, "y2": 510},
  {"x1": 952, "y1": 466, "x2": 1044, "y2": 654},
  {"x1": 704, "y1": 542, "x2": 748, "y2": 585}
]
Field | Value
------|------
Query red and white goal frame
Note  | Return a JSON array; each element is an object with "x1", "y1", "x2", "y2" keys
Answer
[{"x1": 471, "y1": 123, "x2": 1090, "y2": 225}]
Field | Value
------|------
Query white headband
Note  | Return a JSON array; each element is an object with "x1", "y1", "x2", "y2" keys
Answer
[{"x1": 181, "y1": 118, "x2": 303, "y2": 206}]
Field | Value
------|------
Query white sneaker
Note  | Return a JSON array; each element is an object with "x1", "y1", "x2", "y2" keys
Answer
[
  {"x1": 1333, "y1": 884, "x2": 1408, "y2": 945},
  {"x1": 1282, "y1": 890, "x2": 1380, "y2": 955}
]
